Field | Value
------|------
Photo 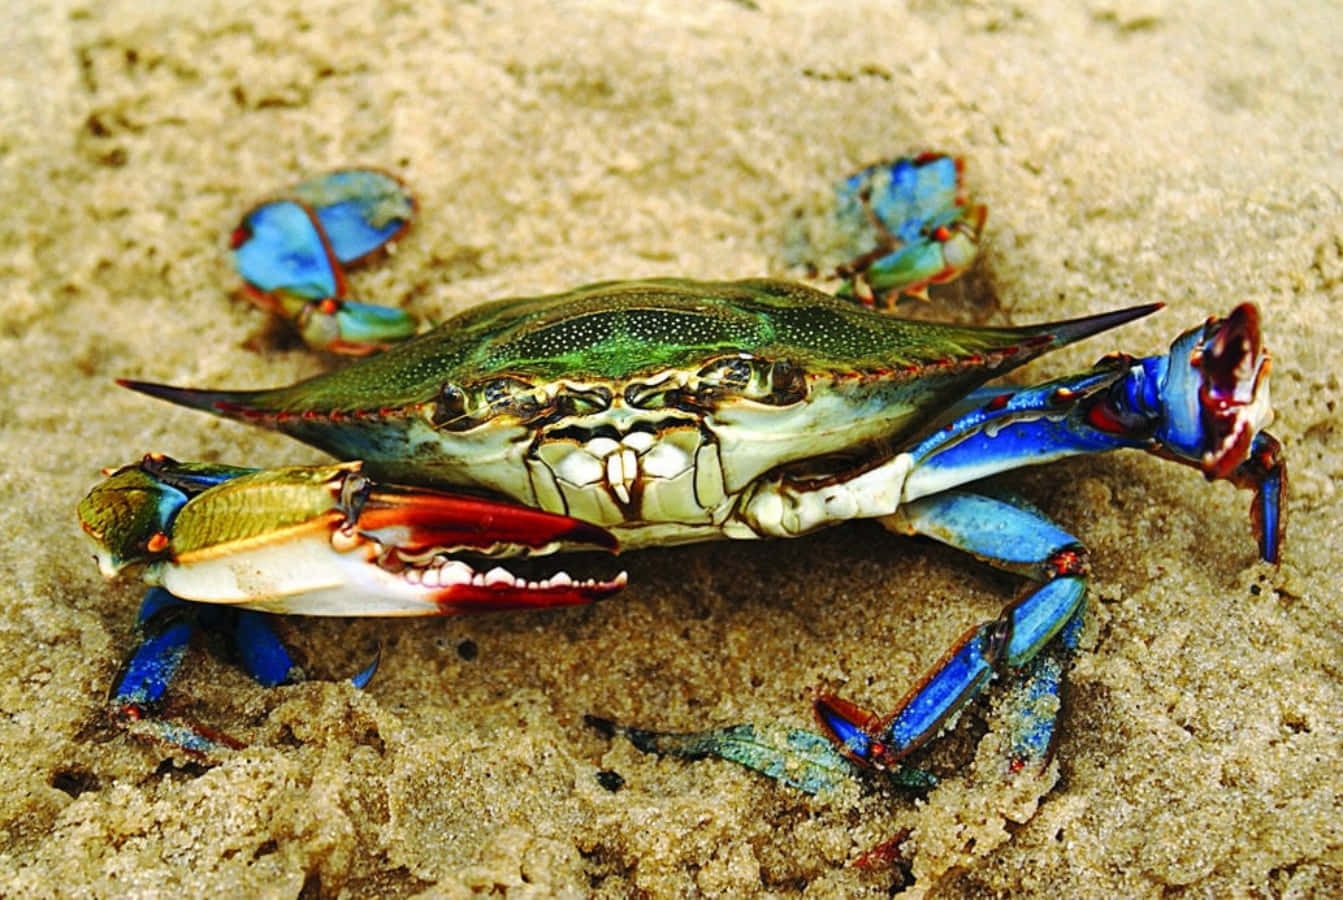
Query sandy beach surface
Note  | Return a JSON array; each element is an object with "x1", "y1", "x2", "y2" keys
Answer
[{"x1": 2, "y1": 0, "x2": 1340, "y2": 895}]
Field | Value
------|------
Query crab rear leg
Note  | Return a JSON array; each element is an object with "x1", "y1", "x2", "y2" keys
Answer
[
  {"x1": 816, "y1": 491, "x2": 1088, "y2": 773},
  {"x1": 585, "y1": 716, "x2": 937, "y2": 796},
  {"x1": 110, "y1": 587, "x2": 381, "y2": 757},
  {"x1": 110, "y1": 588, "x2": 296, "y2": 755},
  {"x1": 601, "y1": 304, "x2": 1280, "y2": 797}
]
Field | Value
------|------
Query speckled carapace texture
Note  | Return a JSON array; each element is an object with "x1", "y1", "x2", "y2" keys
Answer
[{"x1": 2, "y1": 1, "x2": 1340, "y2": 896}]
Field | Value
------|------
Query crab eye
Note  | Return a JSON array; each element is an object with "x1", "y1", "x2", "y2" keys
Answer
[
  {"x1": 482, "y1": 377, "x2": 542, "y2": 414},
  {"x1": 430, "y1": 384, "x2": 470, "y2": 430},
  {"x1": 624, "y1": 380, "x2": 672, "y2": 409},
  {"x1": 767, "y1": 360, "x2": 807, "y2": 405},
  {"x1": 698, "y1": 357, "x2": 755, "y2": 392},
  {"x1": 695, "y1": 355, "x2": 807, "y2": 406},
  {"x1": 555, "y1": 386, "x2": 612, "y2": 417}
]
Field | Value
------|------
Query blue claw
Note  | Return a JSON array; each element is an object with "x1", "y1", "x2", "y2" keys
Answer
[
  {"x1": 1233, "y1": 430, "x2": 1285, "y2": 564},
  {"x1": 229, "y1": 170, "x2": 418, "y2": 354},
  {"x1": 289, "y1": 169, "x2": 414, "y2": 266},
  {"x1": 232, "y1": 200, "x2": 344, "y2": 303},
  {"x1": 833, "y1": 153, "x2": 987, "y2": 304},
  {"x1": 836, "y1": 154, "x2": 961, "y2": 246}
]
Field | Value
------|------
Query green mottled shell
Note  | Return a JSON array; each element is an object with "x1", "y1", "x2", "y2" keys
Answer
[
  {"x1": 222, "y1": 278, "x2": 1053, "y2": 414},
  {"x1": 129, "y1": 279, "x2": 1153, "y2": 510}
]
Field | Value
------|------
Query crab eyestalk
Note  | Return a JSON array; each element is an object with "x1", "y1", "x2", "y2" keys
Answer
[{"x1": 80, "y1": 459, "x2": 626, "y2": 617}]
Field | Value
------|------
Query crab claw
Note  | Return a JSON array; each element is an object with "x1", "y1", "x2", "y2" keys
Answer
[
  {"x1": 1228, "y1": 430, "x2": 1286, "y2": 565},
  {"x1": 338, "y1": 476, "x2": 628, "y2": 614},
  {"x1": 832, "y1": 154, "x2": 987, "y2": 305},
  {"x1": 1193, "y1": 304, "x2": 1273, "y2": 480},
  {"x1": 1151, "y1": 303, "x2": 1283, "y2": 562},
  {"x1": 350, "y1": 481, "x2": 616, "y2": 555},
  {"x1": 1155, "y1": 304, "x2": 1272, "y2": 476},
  {"x1": 80, "y1": 460, "x2": 626, "y2": 618},
  {"x1": 230, "y1": 169, "x2": 419, "y2": 354}
]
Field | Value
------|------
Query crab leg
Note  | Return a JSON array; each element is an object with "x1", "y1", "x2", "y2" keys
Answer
[
  {"x1": 231, "y1": 170, "x2": 418, "y2": 353},
  {"x1": 816, "y1": 491, "x2": 1088, "y2": 771},
  {"x1": 831, "y1": 154, "x2": 987, "y2": 306},
  {"x1": 898, "y1": 303, "x2": 1283, "y2": 563},
  {"x1": 110, "y1": 588, "x2": 282, "y2": 755},
  {"x1": 817, "y1": 303, "x2": 1283, "y2": 772},
  {"x1": 108, "y1": 586, "x2": 381, "y2": 757}
]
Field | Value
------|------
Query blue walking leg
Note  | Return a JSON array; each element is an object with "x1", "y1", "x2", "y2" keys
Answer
[
  {"x1": 109, "y1": 588, "x2": 248, "y2": 755},
  {"x1": 814, "y1": 491, "x2": 1087, "y2": 773}
]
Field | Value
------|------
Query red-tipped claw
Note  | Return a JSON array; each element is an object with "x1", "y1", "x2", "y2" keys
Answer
[{"x1": 1195, "y1": 304, "x2": 1273, "y2": 481}]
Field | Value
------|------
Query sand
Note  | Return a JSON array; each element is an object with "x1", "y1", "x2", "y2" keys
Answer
[{"x1": 2, "y1": 0, "x2": 1340, "y2": 895}]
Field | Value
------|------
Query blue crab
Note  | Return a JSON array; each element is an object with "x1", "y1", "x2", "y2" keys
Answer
[{"x1": 81, "y1": 162, "x2": 1283, "y2": 800}]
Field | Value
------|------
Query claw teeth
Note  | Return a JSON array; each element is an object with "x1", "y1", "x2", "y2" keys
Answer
[
  {"x1": 440, "y1": 560, "x2": 473, "y2": 585},
  {"x1": 331, "y1": 527, "x2": 362, "y2": 553},
  {"x1": 484, "y1": 566, "x2": 514, "y2": 587},
  {"x1": 399, "y1": 560, "x2": 622, "y2": 595}
]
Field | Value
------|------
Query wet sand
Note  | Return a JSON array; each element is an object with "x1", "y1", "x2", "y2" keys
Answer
[{"x1": 2, "y1": 0, "x2": 1340, "y2": 895}]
